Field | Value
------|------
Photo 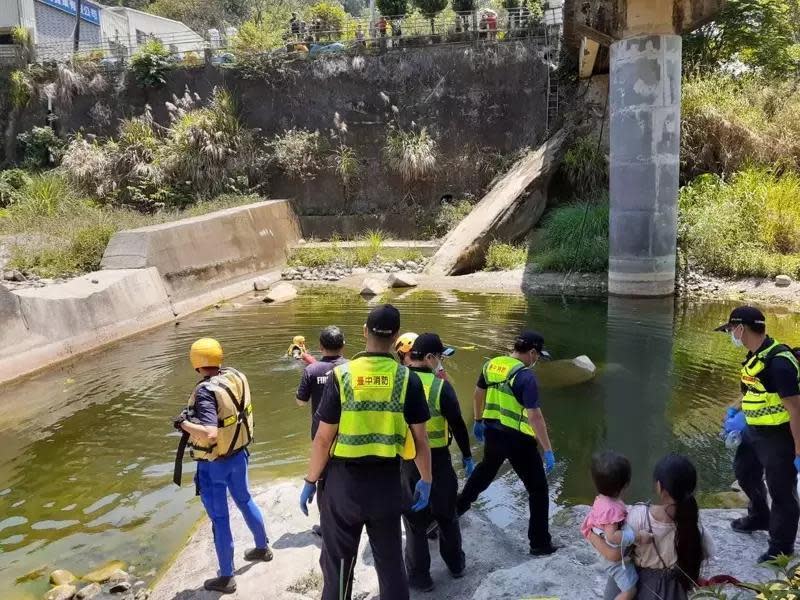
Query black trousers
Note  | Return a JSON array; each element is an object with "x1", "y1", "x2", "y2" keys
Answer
[
  {"x1": 318, "y1": 460, "x2": 409, "y2": 600},
  {"x1": 456, "y1": 426, "x2": 551, "y2": 549},
  {"x1": 734, "y1": 423, "x2": 799, "y2": 555},
  {"x1": 401, "y1": 450, "x2": 465, "y2": 585}
]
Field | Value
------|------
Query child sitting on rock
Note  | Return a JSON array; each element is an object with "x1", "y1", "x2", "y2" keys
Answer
[{"x1": 581, "y1": 450, "x2": 652, "y2": 600}]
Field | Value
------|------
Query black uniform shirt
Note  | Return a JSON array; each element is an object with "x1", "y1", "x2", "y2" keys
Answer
[
  {"x1": 408, "y1": 366, "x2": 471, "y2": 459},
  {"x1": 297, "y1": 355, "x2": 347, "y2": 439},
  {"x1": 747, "y1": 337, "x2": 800, "y2": 399},
  {"x1": 316, "y1": 352, "x2": 431, "y2": 427}
]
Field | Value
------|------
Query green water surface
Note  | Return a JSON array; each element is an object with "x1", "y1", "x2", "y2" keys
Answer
[{"x1": 2, "y1": 288, "x2": 799, "y2": 597}]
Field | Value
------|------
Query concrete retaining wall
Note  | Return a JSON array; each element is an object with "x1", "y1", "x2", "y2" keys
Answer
[
  {"x1": 101, "y1": 200, "x2": 301, "y2": 303},
  {"x1": 0, "y1": 200, "x2": 300, "y2": 384}
]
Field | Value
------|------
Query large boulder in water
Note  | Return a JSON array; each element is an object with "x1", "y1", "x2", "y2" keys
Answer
[
  {"x1": 535, "y1": 355, "x2": 597, "y2": 388},
  {"x1": 360, "y1": 278, "x2": 388, "y2": 296},
  {"x1": 49, "y1": 570, "x2": 76, "y2": 586},
  {"x1": 43, "y1": 585, "x2": 77, "y2": 600},
  {"x1": 82, "y1": 560, "x2": 127, "y2": 583},
  {"x1": 262, "y1": 282, "x2": 298, "y2": 303}
]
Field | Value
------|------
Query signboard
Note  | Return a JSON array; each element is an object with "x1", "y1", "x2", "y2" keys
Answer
[{"x1": 36, "y1": 0, "x2": 101, "y2": 25}]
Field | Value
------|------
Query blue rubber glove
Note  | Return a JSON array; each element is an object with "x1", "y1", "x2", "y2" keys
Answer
[
  {"x1": 723, "y1": 411, "x2": 747, "y2": 435},
  {"x1": 300, "y1": 480, "x2": 317, "y2": 516},
  {"x1": 543, "y1": 450, "x2": 556, "y2": 474},
  {"x1": 794, "y1": 457, "x2": 800, "y2": 474},
  {"x1": 725, "y1": 407, "x2": 739, "y2": 420},
  {"x1": 463, "y1": 456, "x2": 476, "y2": 478},
  {"x1": 411, "y1": 479, "x2": 432, "y2": 512},
  {"x1": 473, "y1": 421, "x2": 485, "y2": 443}
]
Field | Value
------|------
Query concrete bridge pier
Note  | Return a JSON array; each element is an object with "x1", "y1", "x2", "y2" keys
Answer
[{"x1": 608, "y1": 34, "x2": 681, "y2": 297}]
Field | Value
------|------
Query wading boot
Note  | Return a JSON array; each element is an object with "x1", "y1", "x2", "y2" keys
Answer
[
  {"x1": 731, "y1": 517, "x2": 769, "y2": 534},
  {"x1": 204, "y1": 576, "x2": 236, "y2": 593},
  {"x1": 244, "y1": 547, "x2": 274, "y2": 562}
]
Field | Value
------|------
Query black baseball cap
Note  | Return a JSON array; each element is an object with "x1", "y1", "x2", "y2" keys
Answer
[
  {"x1": 514, "y1": 330, "x2": 551, "y2": 359},
  {"x1": 714, "y1": 306, "x2": 766, "y2": 332},
  {"x1": 410, "y1": 333, "x2": 455, "y2": 360},
  {"x1": 366, "y1": 304, "x2": 401, "y2": 338}
]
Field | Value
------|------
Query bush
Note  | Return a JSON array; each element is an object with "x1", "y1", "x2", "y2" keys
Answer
[
  {"x1": 331, "y1": 145, "x2": 361, "y2": 186},
  {"x1": 679, "y1": 168, "x2": 800, "y2": 278},
  {"x1": 130, "y1": 39, "x2": 172, "y2": 87},
  {"x1": 273, "y1": 128, "x2": 325, "y2": 180},
  {"x1": 485, "y1": 241, "x2": 527, "y2": 271},
  {"x1": 17, "y1": 126, "x2": 65, "y2": 169},
  {"x1": 431, "y1": 197, "x2": 474, "y2": 237},
  {"x1": 0, "y1": 169, "x2": 32, "y2": 207},
  {"x1": 377, "y1": 0, "x2": 408, "y2": 16},
  {"x1": 10, "y1": 172, "x2": 78, "y2": 218},
  {"x1": 533, "y1": 200, "x2": 609, "y2": 272},
  {"x1": 233, "y1": 20, "x2": 284, "y2": 55},
  {"x1": 9, "y1": 70, "x2": 32, "y2": 109},
  {"x1": 305, "y1": 2, "x2": 348, "y2": 38},
  {"x1": 682, "y1": 75, "x2": 800, "y2": 179},
  {"x1": 562, "y1": 135, "x2": 607, "y2": 198},
  {"x1": 384, "y1": 127, "x2": 438, "y2": 183}
]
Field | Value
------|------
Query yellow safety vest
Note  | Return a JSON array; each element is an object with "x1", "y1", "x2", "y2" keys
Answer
[
  {"x1": 741, "y1": 340, "x2": 800, "y2": 426},
  {"x1": 188, "y1": 367, "x2": 254, "y2": 461},
  {"x1": 481, "y1": 356, "x2": 535, "y2": 438},
  {"x1": 331, "y1": 355, "x2": 416, "y2": 460},
  {"x1": 416, "y1": 371, "x2": 448, "y2": 449}
]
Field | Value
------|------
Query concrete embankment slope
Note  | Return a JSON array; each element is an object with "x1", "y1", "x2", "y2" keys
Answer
[
  {"x1": 151, "y1": 481, "x2": 774, "y2": 600},
  {"x1": 426, "y1": 129, "x2": 569, "y2": 276},
  {"x1": 0, "y1": 200, "x2": 300, "y2": 384}
]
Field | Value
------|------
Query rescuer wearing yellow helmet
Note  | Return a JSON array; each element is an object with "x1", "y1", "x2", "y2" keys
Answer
[
  {"x1": 395, "y1": 332, "x2": 418, "y2": 364},
  {"x1": 299, "y1": 304, "x2": 433, "y2": 600},
  {"x1": 173, "y1": 338, "x2": 272, "y2": 593},
  {"x1": 717, "y1": 306, "x2": 800, "y2": 563}
]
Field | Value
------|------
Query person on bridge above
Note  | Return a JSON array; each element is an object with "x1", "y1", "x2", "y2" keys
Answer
[
  {"x1": 295, "y1": 325, "x2": 348, "y2": 536},
  {"x1": 400, "y1": 333, "x2": 474, "y2": 592},
  {"x1": 456, "y1": 330, "x2": 558, "y2": 556},
  {"x1": 173, "y1": 338, "x2": 271, "y2": 594},
  {"x1": 299, "y1": 304, "x2": 433, "y2": 600},
  {"x1": 718, "y1": 305, "x2": 800, "y2": 563}
]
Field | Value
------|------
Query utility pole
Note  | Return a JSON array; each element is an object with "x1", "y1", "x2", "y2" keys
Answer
[
  {"x1": 73, "y1": 0, "x2": 82, "y2": 53},
  {"x1": 369, "y1": 0, "x2": 375, "y2": 37}
]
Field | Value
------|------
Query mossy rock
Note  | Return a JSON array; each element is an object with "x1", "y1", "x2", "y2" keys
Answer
[{"x1": 82, "y1": 560, "x2": 127, "y2": 583}]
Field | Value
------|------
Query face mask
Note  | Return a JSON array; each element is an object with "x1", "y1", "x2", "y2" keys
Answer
[
  {"x1": 730, "y1": 327, "x2": 744, "y2": 348},
  {"x1": 431, "y1": 355, "x2": 445, "y2": 374},
  {"x1": 529, "y1": 351, "x2": 538, "y2": 368}
]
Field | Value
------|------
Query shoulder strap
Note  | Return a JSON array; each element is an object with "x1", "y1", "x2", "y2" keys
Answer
[
  {"x1": 645, "y1": 503, "x2": 669, "y2": 570},
  {"x1": 216, "y1": 370, "x2": 252, "y2": 457}
]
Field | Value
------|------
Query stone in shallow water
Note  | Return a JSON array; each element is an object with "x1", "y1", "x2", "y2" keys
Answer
[
  {"x1": 388, "y1": 272, "x2": 418, "y2": 289},
  {"x1": 43, "y1": 584, "x2": 77, "y2": 600},
  {"x1": 49, "y1": 570, "x2": 76, "y2": 586},
  {"x1": 775, "y1": 274, "x2": 792, "y2": 287},
  {"x1": 82, "y1": 560, "x2": 127, "y2": 583},
  {"x1": 262, "y1": 283, "x2": 298, "y2": 303},
  {"x1": 75, "y1": 582, "x2": 102, "y2": 599},
  {"x1": 360, "y1": 278, "x2": 388, "y2": 296},
  {"x1": 253, "y1": 277, "x2": 273, "y2": 291}
]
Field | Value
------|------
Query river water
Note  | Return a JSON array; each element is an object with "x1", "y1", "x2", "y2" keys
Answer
[{"x1": 2, "y1": 288, "x2": 798, "y2": 597}]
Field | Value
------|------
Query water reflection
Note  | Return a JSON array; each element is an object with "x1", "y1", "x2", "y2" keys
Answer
[{"x1": 0, "y1": 288, "x2": 798, "y2": 597}]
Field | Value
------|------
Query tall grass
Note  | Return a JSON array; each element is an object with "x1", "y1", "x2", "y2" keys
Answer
[
  {"x1": 562, "y1": 136, "x2": 607, "y2": 198},
  {"x1": 679, "y1": 168, "x2": 800, "y2": 278},
  {"x1": 384, "y1": 128, "x2": 438, "y2": 183},
  {"x1": 485, "y1": 241, "x2": 527, "y2": 271},
  {"x1": 682, "y1": 75, "x2": 800, "y2": 178},
  {"x1": 532, "y1": 200, "x2": 610, "y2": 273}
]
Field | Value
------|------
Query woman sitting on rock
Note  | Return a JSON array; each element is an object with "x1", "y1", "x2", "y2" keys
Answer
[{"x1": 587, "y1": 453, "x2": 713, "y2": 600}]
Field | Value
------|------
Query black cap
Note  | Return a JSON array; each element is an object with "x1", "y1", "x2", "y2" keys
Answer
[
  {"x1": 366, "y1": 304, "x2": 401, "y2": 338},
  {"x1": 514, "y1": 330, "x2": 551, "y2": 359},
  {"x1": 714, "y1": 306, "x2": 766, "y2": 332},
  {"x1": 410, "y1": 333, "x2": 455, "y2": 360},
  {"x1": 320, "y1": 325, "x2": 344, "y2": 349}
]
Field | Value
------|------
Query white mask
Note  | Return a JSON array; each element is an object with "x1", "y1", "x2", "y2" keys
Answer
[{"x1": 730, "y1": 326, "x2": 744, "y2": 348}]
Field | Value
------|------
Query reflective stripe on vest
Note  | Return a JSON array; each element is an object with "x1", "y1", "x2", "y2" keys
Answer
[
  {"x1": 332, "y1": 356, "x2": 415, "y2": 460},
  {"x1": 416, "y1": 371, "x2": 448, "y2": 449},
  {"x1": 741, "y1": 340, "x2": 799, "y2": 426},
  {"x1": 481, "y1": 356, "x2": 535, "y2": 438},
  {"x1": 188, "y1": 367, "x2": 254, "y2": 461}
]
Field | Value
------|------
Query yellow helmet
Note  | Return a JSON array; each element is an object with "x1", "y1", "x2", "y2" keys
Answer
[
  {"x1": 395, "y1": 332, "x2": 418, "y2": 355},
  {"x1": 292, "y1": 335, "x2": 306, "y2": 347},
  {"x1": 190, "y1": 338, "x2": 223, "y2": 369}
]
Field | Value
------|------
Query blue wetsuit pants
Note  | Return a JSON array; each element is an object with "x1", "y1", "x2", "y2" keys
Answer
[{"x1": 196, "y1": 450, "x2": 268, "y2": 577}]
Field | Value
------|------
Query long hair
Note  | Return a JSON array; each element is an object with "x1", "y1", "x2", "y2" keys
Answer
[{"x1": 653, "y1": 454, "x2": 704, "y2": 590}]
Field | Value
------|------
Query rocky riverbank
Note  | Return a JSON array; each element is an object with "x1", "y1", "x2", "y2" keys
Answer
[
  {"x1": 150, "y1": 480, "x2": 782, "y2": 600},
  {"x1": 281, "y1": 258, "x2": 428, "y2": 283}
]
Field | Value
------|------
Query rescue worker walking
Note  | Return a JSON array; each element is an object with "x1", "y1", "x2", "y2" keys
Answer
[
  {"x1": 299, "y1": 305, "x2": 434, "y2": 600},
  {"x1": 718, "y1": 306, "x2": 800, "y2": 562},
  {"x1": 456, "y1": 330, "x2": 558, "y2": 556},
  {"x1": 401, "y1": 333, "x2": 475, "y2": 591},
  {"x1": 296, "y1": 325, "x2": 348, "y2": 535},
  {"x1": 174, "y1": 338, "x2": 271, "y2": 594}
]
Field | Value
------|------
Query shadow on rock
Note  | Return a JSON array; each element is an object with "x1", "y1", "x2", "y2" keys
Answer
[{"x1": 273, "y1": 530, "x2": 322, "y2": 550}]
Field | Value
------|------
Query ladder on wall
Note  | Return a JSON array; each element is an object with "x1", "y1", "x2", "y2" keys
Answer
[{"x1": 546, "y1": 69, "x2": 559, "y2": 133}]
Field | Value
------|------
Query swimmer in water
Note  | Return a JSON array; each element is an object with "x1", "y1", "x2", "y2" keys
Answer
[{"x1": 288, "y1": 336, "x2": 316, "y2": 364}]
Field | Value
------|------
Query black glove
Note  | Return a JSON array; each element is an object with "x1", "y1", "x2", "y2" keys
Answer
[{"x1": 173, "y1": 408, "x2": 190, "y2": 431}]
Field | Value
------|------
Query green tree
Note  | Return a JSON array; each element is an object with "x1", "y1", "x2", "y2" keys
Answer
[
  {"x1": 451, "y1": 0, "x2": 474, "y2": 12},
  {"x1": 412, "y1": 0, "x2": 447, "y2": 33},
  {"x1": 305, "y1": 2, "x2": 348, "y2": 38},
  {"x1": 377, "y1": 0, "x2": 407, "y2": 18},
  {"x1": 147, "y1": 0, "x2": 225, "y2": 32},
  {"x1": 683, "y1": 0, "x2": 800, "y2": 77}
]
